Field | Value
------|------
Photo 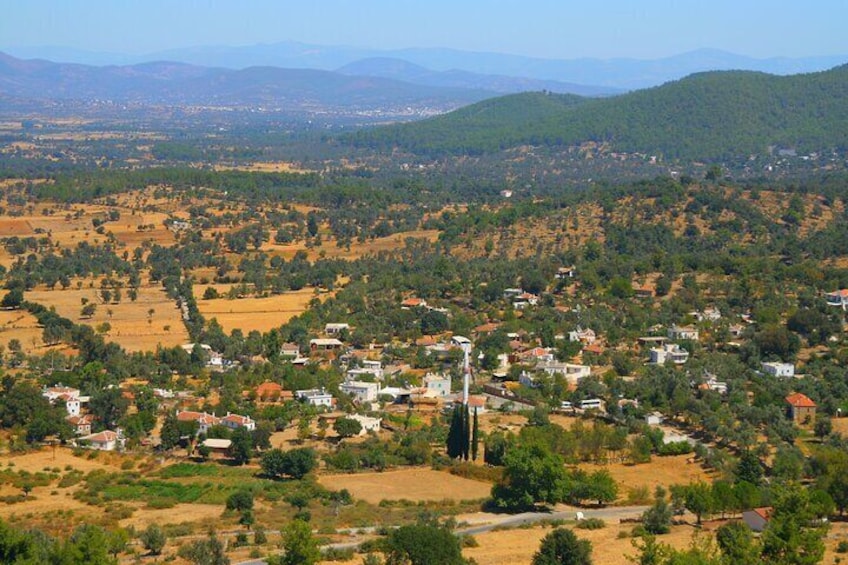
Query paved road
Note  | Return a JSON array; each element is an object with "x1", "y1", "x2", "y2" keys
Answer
[{"x1": 235, "y1": 504, "x2": 649, "y2": 565}]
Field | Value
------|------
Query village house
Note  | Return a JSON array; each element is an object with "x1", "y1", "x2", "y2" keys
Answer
[
  {"x1": 699, "y1": 376, "x2": 728, "y2": 395},
  {"x1": 556, "y1": 266, "x2": 575, "y2": 279},
  {"x1": 177, "y1": 410, "x2": 221, "y2": 435},
  {"x1": 645, "y1": 412, "x2": 664, "y2": 426},
  {"x1": 200, "y1": 438, "x2": 232, "y2": 457},
  {"x1": 536, "y1": 361, "x2": 591, "y2": 383},
  {"x1": 67, "y1": 414, "x2": 94, "y2": 436},
  {"x1": 181, "y1": 343, "x2": 224, "y2": 367},
  {"x1": 634, "y1": 286, "x2": 654, "y2": 298},
  {"x1": 339, "y1": 380, "x2": 380, "y2": 403},
  {"x1": 690, "y1": 308, "x2": 722, "y2": 322},
  {"x1": 279, "y1": 343, "x2": 301, "y2": 358},
  {"x1": 743, "y1": 507, "x2": 773, "y2": 532},
  {"x1": 825, "y1": 289, "x2": 848, "y2": 309},
  {"x1": 253, "y1": 381, "x2": 294, "y2": 402},
  {"x1": 296, "y1": 388, "x2": 334, "y2": 408},
  {"x1": 324, "y1": 323, "x2": 350, "y2": 335},
  {"x1": 221, "y1": 412, "x2": 256, "y2": 431},
  {"x1": 650, "y1": 343, "x2": 690, "y2": 365},
  {"x1": 762, "y1": 361, "x2": 795, "y2": 378},
  {"x1": 77, "y1": 429, "x2": 123, "y2": 451},
  {"x1": 400, "y1": 297, "x2": 428, "y2": 309},
  {"x1": 346, "y1": 359, "x2": 384, "y2": 381},
  {"x1": 42, "y1": 385, "x2": 88, "y2": 417},
  {"x1": 423, "y1": 373, "x2": 452, "y2": 397},
  {"x1": 568, "y1": 327, "x2": 596, "y2": 344},
  {"x1": 667, "y1": 325, "x2": 699, "y2": 341},
  {"x1": 786, "y1": 392, "x2": 816, "y2": 424},
  {"x1": 347, "y1": 414, "x2": 382, "y2": 435},
  {"x1": 310, "y1": 338, "x2": 344, "y2": 351}
]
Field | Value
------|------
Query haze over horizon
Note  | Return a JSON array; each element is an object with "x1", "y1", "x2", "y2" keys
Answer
[{"x1": 2, "y1": 0, "x2": 847, "y2": 62}]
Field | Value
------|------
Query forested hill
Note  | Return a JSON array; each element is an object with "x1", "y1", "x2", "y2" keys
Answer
[{"x1": 346, "y1": 65, "x2": 848, "y2": 161}]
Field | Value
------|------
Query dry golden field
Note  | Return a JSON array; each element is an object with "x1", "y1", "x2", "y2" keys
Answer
[
  {"x1": 263, "y1": 229, "x2": 441, "y2": 262},
  {"x1": 317, "y1": 468, "x2": 493, "y2": 504},
  {"x1": 26, "y1": 282, "x2": 188, "y2": 352},
  {"x1": 0, "y1": 307, "x2": 55, "y2": 355},
  {"x1": 578, "y1": 455, "x2": 715, "y2": 498},
  {"x1": 464, "y1": 523, "x2": 699, "y2": 565},
  {"x1": 194, "y1": 287, "x2": 321, "y2": 334}
]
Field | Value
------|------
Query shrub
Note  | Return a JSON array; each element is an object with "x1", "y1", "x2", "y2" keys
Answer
[{"x1": 576, "y1": 518, "x2": 605, "y2": 530}]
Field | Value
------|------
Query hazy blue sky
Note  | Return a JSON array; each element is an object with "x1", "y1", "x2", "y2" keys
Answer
[{"x1": 2, "y1": 0, "x2": 846, "y2": 59}]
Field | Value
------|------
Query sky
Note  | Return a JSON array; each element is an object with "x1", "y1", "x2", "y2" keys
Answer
[{"x1": 1, "y1": 0, "x2": 847, "y2": 60}]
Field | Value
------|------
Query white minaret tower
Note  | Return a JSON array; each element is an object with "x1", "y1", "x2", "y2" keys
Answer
[{"x1": 462, "y1": 342, "x2": 471, "y2": 405}]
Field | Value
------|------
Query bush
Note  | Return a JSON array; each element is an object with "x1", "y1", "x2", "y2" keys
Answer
[
  {"x1": 837, "y1": 540, "x2": 848, "y2": 553},
  {"x1": 576, "y1": 518, "x2": 605, "y2": 530}
]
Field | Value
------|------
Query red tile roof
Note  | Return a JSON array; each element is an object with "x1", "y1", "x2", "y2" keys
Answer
[{"x1": 786, "y1": 392, "x2": 816, "y2": 408}]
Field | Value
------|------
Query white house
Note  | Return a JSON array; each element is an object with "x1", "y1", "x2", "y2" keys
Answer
[
  {"x1": 296, "y1": 388, "x2": 334, "y2": 408},
  {"x1": 42, "y1": 385, "x2": 86, "y2": 416},
  {"x1": 348, "y1": 414, "x2": 382, "y2": 435},
  {"x1": 177, "y1": 411, "x2": 221, "y2": 435},
  {"x1": 761, "y1": 361, "x2": 795, "y2": 378},
  {"x1": 451, "y1": 335, "x2": 472, "y2": 349},
  {"x1": 181, "y1": 343, "x2": 223, "y2": 367},
  {"x1": 220, "y1": 412, "x2": 256, "y2": 431},
  {"x1": 346, "y1": 360, "x2": 384, "y2": 382},
  {"x1": 423, "y1": 373, "x2": 451, "y2": 397},
  {"x1": 310, "y1": 338, "x2": 344, "y2": 351},
  {"x1": 650, "y1": 343, "x2": 689, "y2": 365},
  {"x1": 568, "y1": 327, "x2": 596, "y2": 344},
  {"x1": 78, "y1": 430, "x2": 123, "y2": 451},
  {"x1": 645, "y1": 412, "x2": 664, "y2": 426},
  {"x1": 339, "y1": 381, "x2": 380, "y2": 403},
  {"x1": 667, "y1": 325, "x2": 699, "y2": 341},
  {"x1": 579, "y1": 398, "x2": 604, "y2": 411},
  {"x1": 537, "y1": 361, "x2": 591, "y2": 383},
  {"x1": 701, "y1": 377, "x2": 728, "y2": 394},
  {"x1": 324, "y1": 323, "x2": 351, "y2": 335}
]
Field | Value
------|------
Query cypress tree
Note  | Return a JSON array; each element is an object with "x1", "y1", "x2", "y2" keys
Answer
[
  {"x1": 446, "y1": 405, "x2": 463, "y2": 459},
  {"x1": 471, "y1": 407, "x2": 479, "y2": 461},
  {"x1": 461, "y1": 405, "x2": 471, "y2": 461}
]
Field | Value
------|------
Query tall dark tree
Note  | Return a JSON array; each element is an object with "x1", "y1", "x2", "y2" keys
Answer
[
  {"x1": 471, "y1": 407, "x2": 479, "y2": 461},
  {"x1": 446, "y1": 405, "x2": 464, "y2": 459}
]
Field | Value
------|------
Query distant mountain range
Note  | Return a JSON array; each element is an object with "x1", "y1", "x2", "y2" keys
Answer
[
  {"x1": 348, "y1": 65, "x2": 848, "y2": 162},
  {"x1": 0, "y1": 52, "x2": 492, "y2": 115},
  {"x1": 5, "y1": 42, "x2": 847, "y2": 90}
]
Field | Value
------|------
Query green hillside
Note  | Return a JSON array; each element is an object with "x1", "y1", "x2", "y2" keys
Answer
[{"x1": 348, "y1": 65, "x2": 848, "y2": 161}]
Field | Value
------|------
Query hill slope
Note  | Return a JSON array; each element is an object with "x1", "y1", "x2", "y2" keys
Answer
[{"x1": 347, "y1": 66, "x2": 848, "y2": 160}]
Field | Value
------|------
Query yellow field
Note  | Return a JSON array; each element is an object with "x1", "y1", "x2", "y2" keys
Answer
[
  {"x1": 318, "y1": 468, "x2": 493, "y2": 504},
  {"x1": 0, "y1": 307, "x2": 55, "y2": 355},
  {"x1": 464, "y1": 523, "x2": 698, "y2": 565},
  {"x1": 194, "y1": 287, "x2": 320, "y2": 333},
  {"x1": 578, "y1": 455, "x2": 715, "y2": 498},
  {"x1": 26, "y1": 283, "x2": 188, "y2": 352}
]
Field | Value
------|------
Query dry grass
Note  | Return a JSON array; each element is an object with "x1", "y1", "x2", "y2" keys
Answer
[
  {"x1": 578, "y1": 455, "x2": 714, "y2": 498},
  {"x1": 195, "y1": 288, "x2": 322, "y2": 333},
  {"x1": 262, "y1": 229, "x2": 440, "y2": 262},
  {"x1": 464, "y1": 522, "x2": 699, "y2": 565},
  {"x1": 0, "y1": 307, "x2": 55, "y2": 355},
  {"x1": 317, "y1": 468, "x2": 493, "y2": 504},
  {"x1": 26, "y1": 282, "x2": 188, "y2": 352}
]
